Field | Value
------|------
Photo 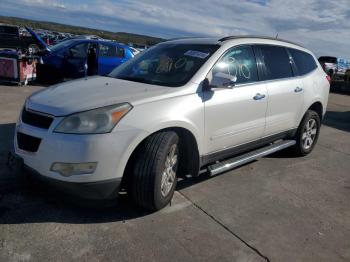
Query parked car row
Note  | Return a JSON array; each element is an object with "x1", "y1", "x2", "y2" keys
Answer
[
  {"x1": 1, "y1": 25, "x2": 139, "y2": 84},
  {"x1": 33, "y1": 37, "x2": 138, "y2": 83}
]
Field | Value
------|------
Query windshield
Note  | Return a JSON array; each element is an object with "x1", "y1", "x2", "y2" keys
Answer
[
  {"x1": 50, "y1": 39, "x2": 76, "y2": 52},
  {"x1": 109, "y1": 43, "x2": 219, "y2": 87}
]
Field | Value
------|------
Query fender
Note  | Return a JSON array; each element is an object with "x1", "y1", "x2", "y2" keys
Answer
[{"x1": 114, "y1": 121, "x2": 201, "y2": 182}]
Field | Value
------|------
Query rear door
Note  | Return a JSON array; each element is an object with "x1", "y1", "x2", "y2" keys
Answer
[
  {"x1": 204, "y1": 45, "x2": 268, "y2": 154},
  {"x1": 98, "y1": 43, "x2": 126, "y2": 75},
  {"x1": 256, "y1": 45, "x2": 304, "y2": 136}
]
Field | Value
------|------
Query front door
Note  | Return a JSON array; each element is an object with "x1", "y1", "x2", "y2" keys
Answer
[
  {"x1": 203, "y1": 45, "x2": 268, "y2": 154},
  {"x1": 63, "y1": 42, "x2": 89, "y2": 78}
]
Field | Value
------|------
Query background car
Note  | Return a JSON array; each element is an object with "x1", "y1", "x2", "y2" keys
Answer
[
  {"x1": 318, "y1": 56, "x2": 349, "y2": 79},
  {"x1": 0, "y1": 24, "x2": 46, "y2": 53},
  {"x1": 345, "y1": 69, "x2": 350, "y2": 83},
  {"x1": 35, "y1": 36, "x2": 136, "y2": 84}
]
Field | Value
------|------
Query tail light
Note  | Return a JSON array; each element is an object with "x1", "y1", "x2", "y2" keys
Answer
[{"x1": 326, "y1": 75, "x2": 331, "y2": 83}]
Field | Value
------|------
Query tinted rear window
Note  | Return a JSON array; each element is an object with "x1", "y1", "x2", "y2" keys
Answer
[
  {"x1": 259, "y1": 45, "x2": 293, "y2": 80},
  {"x1": 318, "y1": 56, "x2": 337, "y2": 63},
  {"x1": 0, "y1": 26, "x2": 18, "y2": 35},
  {"x1": 289, "y1": 49, "x2": 317, "y2": 75}
]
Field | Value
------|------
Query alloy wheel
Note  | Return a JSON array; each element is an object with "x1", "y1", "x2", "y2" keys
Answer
[
  {"x1": 302, "y1": 118, "x2": 318, "y2": 150},
  {"x1": 160, "y1": 144, "x2": 178, "y2": 197}
]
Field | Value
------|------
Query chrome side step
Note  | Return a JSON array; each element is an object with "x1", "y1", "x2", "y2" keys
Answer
[{"x1": 208, "y1": 140, "x2": 296, "y2": 176}]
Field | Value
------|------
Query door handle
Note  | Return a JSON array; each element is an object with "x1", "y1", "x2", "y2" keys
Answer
[
  {"x1": 294, "y1": 86, "x2": 303, "y2": 93},
  {"x1": 253, "y1": 93, "x2": 266, "y2": 100}
]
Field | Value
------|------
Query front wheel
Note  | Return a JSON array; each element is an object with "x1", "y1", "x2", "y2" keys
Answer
[
  {"x1": 131, "y1": 131, "x2": 179, "y2": 211},
  {"x1": 28, "y1": 44, "x2": 39, "y2": 54},
  {"x1": 292, "y1": 110, "x2": 321, "y2": 156}
]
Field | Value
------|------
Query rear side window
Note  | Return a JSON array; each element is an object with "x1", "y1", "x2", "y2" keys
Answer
[
  {"x1": 99, "y1": 44, "x2": 125, "y2": 58},
  {"x1": 259, "y1": 45, "x2": 293, "y2": 80},
  {"x1": 289, "y1": 49, "x2": 317, "y2": 75},
  {"x1": 99, "y1": 44, "x2": 116, "y2": 57}
]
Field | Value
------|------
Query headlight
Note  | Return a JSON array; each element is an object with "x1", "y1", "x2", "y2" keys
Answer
[{"x1": 54, "y1": 103, "x2": 132, "y2": 134}]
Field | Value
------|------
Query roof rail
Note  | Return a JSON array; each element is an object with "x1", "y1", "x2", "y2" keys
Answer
[
  {"x1": 218, "y1": 35, "x2": 303, "y2": 47},
  {"x1": 166, "y1": 36, "x2": 208, "y2": 42}
]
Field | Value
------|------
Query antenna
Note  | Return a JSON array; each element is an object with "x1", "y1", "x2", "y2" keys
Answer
[{"x1": 275, "y1": 33, "x2": 279, "y2": 39}]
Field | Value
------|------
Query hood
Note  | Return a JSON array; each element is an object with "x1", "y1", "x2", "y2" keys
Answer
[
  {"x1": 25, "y1": 27, "x2": 51, "y2": 52},
  {"x1": 26, "y1": 76, "x2": 184, "y2": 116}
]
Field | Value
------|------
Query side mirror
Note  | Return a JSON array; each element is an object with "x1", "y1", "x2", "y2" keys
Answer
[
  {"x1": 203, "y1": 73, "x2": 237, "y2": 91},
  {"x1": 202, "y1": 78, "x2": 211, "y2": 92}
]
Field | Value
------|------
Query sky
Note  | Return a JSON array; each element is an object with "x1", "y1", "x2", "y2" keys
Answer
[{"x1": 1, "y1": 0, "x2": 349, "y2": 59}]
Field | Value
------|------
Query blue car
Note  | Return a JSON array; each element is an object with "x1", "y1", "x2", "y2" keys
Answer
[{"x1": 26, "y1": 28, "x2": 136, "y2": 83}]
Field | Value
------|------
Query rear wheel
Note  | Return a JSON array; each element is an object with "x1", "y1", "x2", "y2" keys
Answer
[
  {"x1": 131, "y1": 131, "x2": 179, "y2": 211},
  {"x1": 292, "y1": 110, "x2": 321, "y2": 156}
]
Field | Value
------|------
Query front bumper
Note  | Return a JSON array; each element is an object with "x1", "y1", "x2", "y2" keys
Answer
[
  {"x1": 9, "y1": 150, "x2": 121, "y2": 200},
  {"x1": 24, "y1": 164, "x2": 121, "y2": 200},
  {"x1": 14, "y1": 115, "x2": 148, "y2": 184}
]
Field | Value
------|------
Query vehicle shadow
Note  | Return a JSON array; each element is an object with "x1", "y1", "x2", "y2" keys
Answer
[
  {"x1": 265, "y1": 148, "x2": 299, "y2": 159},
  {"x1": 0, "y1": 172, "x2": 153, "y2": 224},
  {"x1": 323, "y1": 111, "x2": 350, "y2": 132},
  {"x1": 0, "y1": 123, "x2": 16, "y2": 154},
  {"x1": 0, "y1": 122, "x2": 151, "y2": 224},
  {"x1": 1, "y1": 165, "x2": 244, "y2": 225},
  {"x1": 330, "y1": 81, "x2": 350, "y2": 95},
  {"x1": 1, "y1": 160, "x2": 260, "y2": 225}
]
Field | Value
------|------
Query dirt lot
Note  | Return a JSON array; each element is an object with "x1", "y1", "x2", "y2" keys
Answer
[{"x1": 0, "y1": 85, "x2": 349, "y2": 262}]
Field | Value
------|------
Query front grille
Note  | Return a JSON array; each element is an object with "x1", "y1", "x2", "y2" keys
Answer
[
  {"x1": 17, "y1": 132, "x2": 42, "y2": 152},
  {"x1": 22, "y1": 108, "x2": 53, "y2": 129}
]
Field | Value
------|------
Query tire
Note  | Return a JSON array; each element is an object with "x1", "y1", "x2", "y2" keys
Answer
[
  {"x1": 131, "y1": 131, "x2": 179, "y2": 211},
  {"x1": 292, "y1": 110, "x2": 321, "y2": 156},
  {"x1": 28, "y1": 44, "x2": 39, "y2": 54}
]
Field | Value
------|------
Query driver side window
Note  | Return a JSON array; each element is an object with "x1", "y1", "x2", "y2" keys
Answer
[
  {"x1": 68, "y1": 43, "x2": 88, "y2": 59},
  {"x1": 208, "y1": 45, "x2": 259, "y2": 86}
]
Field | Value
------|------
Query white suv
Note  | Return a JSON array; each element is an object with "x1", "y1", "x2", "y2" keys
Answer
[{"x1": 14, "y1": 36, "x2": 330, "y2": 210}]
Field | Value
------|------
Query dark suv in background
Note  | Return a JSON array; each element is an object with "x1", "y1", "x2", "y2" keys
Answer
[
  {"x1": 318, "y1": 56, "x2": 349, "y2": 80},
  {"x1": 0, "y1": 24, "x2": 44, "y2": 53}
]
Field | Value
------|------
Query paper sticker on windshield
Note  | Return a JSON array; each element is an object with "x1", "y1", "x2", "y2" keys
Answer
[{"x1": 184, "y1": 50, "x2": 210, "y2": 59}]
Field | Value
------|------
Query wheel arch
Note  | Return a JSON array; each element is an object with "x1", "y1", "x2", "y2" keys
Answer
[
  {"x1": 308, "y1": 101, "x2": 324, "y2": 121},
  {"x1": 120, "y1": 126, "x2": 201, "y2": 190}
]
